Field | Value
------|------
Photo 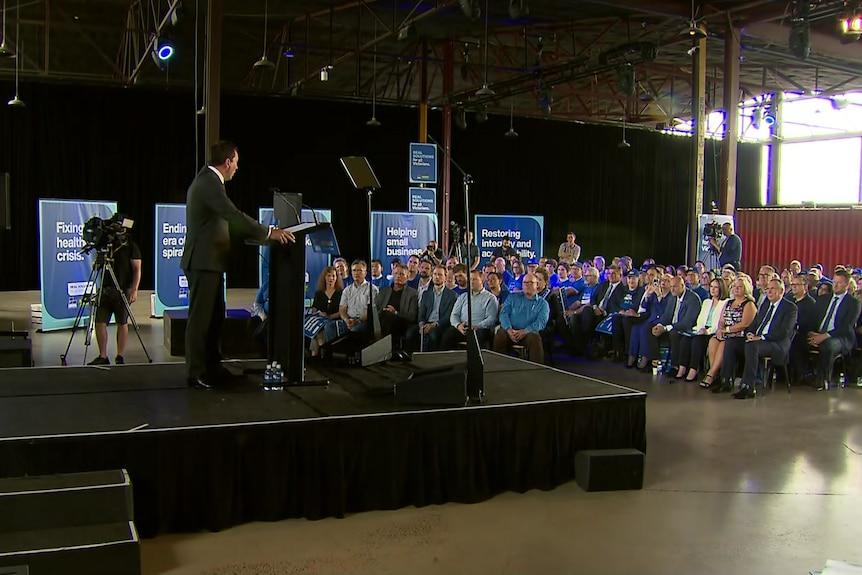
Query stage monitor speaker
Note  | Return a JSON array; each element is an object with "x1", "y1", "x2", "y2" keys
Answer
[
  {"x1": 394, "y1": 362, "x2": 467, "y2": 406},
  {"x1": 0, "y1": 172, "x2": 9, "y2": 230},
  {"x1": 575, "y1": 448, "x2": 644, "y2": 492}
]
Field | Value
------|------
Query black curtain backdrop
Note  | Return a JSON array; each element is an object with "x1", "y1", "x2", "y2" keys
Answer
[{"x1": 0, "y1": 81, "x2": 761, "y2": 291}]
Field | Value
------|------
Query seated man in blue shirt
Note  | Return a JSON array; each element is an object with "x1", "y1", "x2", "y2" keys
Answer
[
  {"x1": 493, "y1": 273, "x2": 550, "y2": 363},
  {"x1": 405, "y1": 264, "x2": 456, "y2": 353},
  {"x1": 441, "y1": 270, "x2": 499, "y2": 350}
]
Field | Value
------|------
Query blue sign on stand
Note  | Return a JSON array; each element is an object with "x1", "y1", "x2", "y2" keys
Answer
[
  {"x1": 409, "y1": 187, "x2": 436, "y2": 214},
  {"x1": 38, "y1": 199, "x2": 118, "y2": 331},
  {"x1": 474, "y1": 214, "x2": 544, "y2": 263},
  {"x1": 409, "y1": 143, "x2": 437, "y2": 184},
  {"x1": 371, "y1": 211, "x2": 438, "y2": 266},
  {"x1": 153, "y1": 204, "x2": 189, "y2": 317}
]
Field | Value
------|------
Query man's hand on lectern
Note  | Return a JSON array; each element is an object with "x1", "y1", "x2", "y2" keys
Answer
[{"x1": 271, "y1": 228, "x2": 296, "y2": 244}]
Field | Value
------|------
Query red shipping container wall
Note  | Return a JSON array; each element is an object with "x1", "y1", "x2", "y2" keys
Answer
[{"x1": 736, "y1": 207, "x2": 862, "y2": 276}]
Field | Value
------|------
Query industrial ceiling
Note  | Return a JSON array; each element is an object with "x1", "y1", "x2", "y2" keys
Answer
[{"x1": 2, "y1": 0, "x2": 862, "y2": 127}]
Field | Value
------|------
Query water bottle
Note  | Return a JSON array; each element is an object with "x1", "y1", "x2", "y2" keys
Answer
[
  {"x1": 273, "y1": 363, "x2": 284, "y2": 391},
  {"x1": 263, "y1": 362, "x2": 273, "y2": 391}
]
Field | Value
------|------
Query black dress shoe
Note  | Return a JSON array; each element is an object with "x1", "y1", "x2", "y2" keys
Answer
[
  {"x1": 187, "y1": 376, "x2": 213, "y2": 390},
  {"x1": 711, "y1": 379, "x2": 733, "y2": 393},
  {"x1": 732, "y1": 385, "x2": 756, "y2": 399}
]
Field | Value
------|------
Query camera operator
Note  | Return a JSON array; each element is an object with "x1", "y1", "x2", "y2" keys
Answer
[
  {"x1": 420, "y1": 240, "x2": 443, "y2": 266},
  {"x1": 709, "y1": 222, "x2": 742, "y2": 272},
  {"x1": 88, "y1": 228, "x2": 142, "y2": 365}
]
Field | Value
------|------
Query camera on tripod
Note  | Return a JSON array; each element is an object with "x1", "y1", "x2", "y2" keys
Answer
[
  {"x1": 81, "y1": 213, "x2": 135, "y2": 254},
  {"x1": 449, "y1": 221, "x2": 462, "y2": 243},
  {"x1": 702, "y1": 221, "x2": 722, "y2": 240}
]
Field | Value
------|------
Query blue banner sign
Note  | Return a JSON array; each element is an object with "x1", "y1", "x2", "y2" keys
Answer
[
  {"x1": 38, "y1": 199, "x2": 118, "y2": 331},
  {"x1": 153, "y1": 204, "x2": 189, "y2": 316},
  {"x1": 371, "y1": 211, "x2": 438, "y2": 267},
  {"x1": 409, "y1": 187, "x2": 436, "y2": 214},
  {"x1": 409, "y1": 143, "x2": 437, "y2": 184},
  {"x1": 474, "y1": 214, "x2": 544, "y2": 263},
  {"x1": 259, "y1": 208, "x2": 332, "y2": 303}
]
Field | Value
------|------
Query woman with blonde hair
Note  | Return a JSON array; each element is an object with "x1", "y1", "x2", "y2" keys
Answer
[{"x1": 706, "y1": 274, "x2": 757, "y2": 392}]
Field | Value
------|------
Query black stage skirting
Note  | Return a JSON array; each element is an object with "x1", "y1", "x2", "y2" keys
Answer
[{"x1": 0, "y1": 353, "x2": 646, "y2": 537}]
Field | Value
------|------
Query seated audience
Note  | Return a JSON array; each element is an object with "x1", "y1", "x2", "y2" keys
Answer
[
  {"x1": 570, "y1": 264, "x2": 624, "y2": 356},
  {"x1": 486, "y1": 271, "x2": 509, "y2": 309},
  {"x1": 452, "y1": 263, "x2": 469, "y2": 295},
  {"x1": 612, "y1": 271, "x2": 644, "y2": 360},
  {"x1": 493, "y1": 273, "x2": 550, "y2": 363},
  {"x1": 651, "y1": 276, "x2": 702, "y2": 379},
  {"x1": 733, "y1": 279, "x2": 798, "y2": 399},
  {"x1": 629, "y1": 271, "x2": 672, "y2": 370},
  {"x1": 324, "y1": 260, "x2": 379, "y2": 341},
  {"x1": 406, "y1": 264, "x2": 457, "y2": 353},
  {"x1": 441, "y1": 270, "x2": 498, "y2": 350},
  {"x1": 711, "y1": 275, "x2": 758, "y2": 393},
  {"x1": 788, "y1": 274, "x2": 818, "y2": 380},
  {"x1": 308, "y1": 266, "x2": 344, "y2": 357},
  {"x1": 677, "y1": 277, "x2": 729, "y2": 383},
  {"x1": 370, "y1": 259, "x2": 386, "y2": 288},
  {"x1": 375, "y1": 263, "x2": 418, "y2": 344}
]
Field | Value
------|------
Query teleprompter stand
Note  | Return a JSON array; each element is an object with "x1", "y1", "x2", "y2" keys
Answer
[{"x1": 337, "y1": 156, "x2": 393, "y2": 366}]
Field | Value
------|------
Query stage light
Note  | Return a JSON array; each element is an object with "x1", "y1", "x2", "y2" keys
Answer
[
  {"x1": 283, "y1": 46, "x2": 295, "y2": 58},
  {"x1": 616, "y1": 64, "x2": 635, "y2": 97},
  {"x1": 687, "y1": 45, "x2": 698, "y2": 56},
  {"x1": 788, "y1": 20, "x2": 810, "y2": 60},
  {"x1": 320, "y1": 66, "x2": 330, "y2": 82},
  {"x1": 155, "y1": 37, "x2": 174, "y2": 61},
  {"x1": 455, "y1": 108, "x2": 468, "y2": 130}
]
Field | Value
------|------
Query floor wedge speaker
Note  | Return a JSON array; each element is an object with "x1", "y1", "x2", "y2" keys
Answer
[
  {"x1": 395, "y1": 361, "x2": 467, "y2": 406},
  {"x1": 575, "y1": 448, "x2": 644, "y2": 492}
]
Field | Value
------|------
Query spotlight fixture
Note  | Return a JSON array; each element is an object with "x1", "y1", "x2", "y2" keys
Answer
[
  {"x1": 508, "y1": 0, "x2": 529, "y2": 19},
  {"x1": 475, "y1": 106, "x2": 488, "y2": 123},
  {"x1": 283, "y1": 46, "x2": 295, "y2": 58},
  {"x1": 366, "y1": 116, "x2": 381, "y2": 127},
  {"x1": 686, "y1": 45, "x2": 698, "y2": 56},
  {"x1": 367, "y1": 22, "x2": 381, "y2": 128},
  {"x1": 397, "y1": 24, "x2": 414, "y2": 41},
  {"x1": 455, "y1": 108, "x2": 468, "y2": 130},
  {"x1": 476, "y1": 0, "x2": 495, "y2": 97},
  {"x1": 155, "y1": 37, "x2": 175, "y2": 61},
  {"x1": 254, "y1": 55, "x2": 275, "y2": 69},
  {"x1": 618, "y1": 119, "x2": 631, "y2": 149},
  {"x1": 320, "y1": 66, "x2": 331, "y2": 82},
  {"x1": 196, "y1": 106, "x2": 206, "y2": 116},
  {"x1": 616, "y1": 64, "x2": 635, "y2": 97},
  {"x1": 7, "y1": 4, "x2": 23, "y2": 107}
]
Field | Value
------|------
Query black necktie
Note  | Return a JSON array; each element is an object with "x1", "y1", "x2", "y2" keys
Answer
[
  {"x1": 756, "y1": 303, "x2": 774, "y2": 336},
  {"x1": 600, "y1": 284, "x2": 614, "y2": 309},
  {"x1": 820, "y1": 296, "x2": 839, "y2": 332}
]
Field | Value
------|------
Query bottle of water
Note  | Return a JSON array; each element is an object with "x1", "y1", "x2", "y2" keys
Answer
[
  {"x1": 273, "y1": 363, "x2": 284, "y2": 391},
  {"x1": 263, "y1": 362, "x2": 273, "y2": 391}
]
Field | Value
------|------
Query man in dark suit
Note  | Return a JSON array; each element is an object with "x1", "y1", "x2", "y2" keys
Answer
[
  {"x1": 788, "y1": 275, "x2": 817, "y2": 381},
  {"x1": 734, "y1": 279, "x2": 798, "y2": 399},
  {"x1": 570, "y1": 264, "x2": 625, "y2": 355},
  {"x1": 406, "y1": 264, "x2": 457, "y2": 353},
  {"x1": 651, "y1": 276, "x2": 702, "y2": 377},
  {"x1": 181, "y1": 141, "x2": 295, "y2": 389},
  {"x1": 374, "y1": 263, "x2": 419, "y2": 347},
  {"x1": 804, "y1": 269, "x2": 862, "y2": 391}
]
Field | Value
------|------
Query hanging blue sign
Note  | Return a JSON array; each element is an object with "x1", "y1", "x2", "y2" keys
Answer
[
  {"x1": 38, "y1": 199, "x2": 118, "y2": 331},
  {"x1": 409, "y1": 187, "x2": 436, "y2": 214},
  {"x1": 474, "y1": 214, "x2": 544, "y2": 262},
  {"x1": 409, "y1": 143, "x2": 437, "y2": 184},
  {"x1": 371, "y1": 211, "x2": 438, "y2": 267}
]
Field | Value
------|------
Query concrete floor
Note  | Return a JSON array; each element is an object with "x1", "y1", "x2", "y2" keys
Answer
[{"x1": 2, "y1": 290, "x2": 861, "y2": 574}]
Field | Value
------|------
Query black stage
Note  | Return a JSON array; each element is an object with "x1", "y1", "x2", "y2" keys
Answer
[{"x1": 0, "y1": 352, "x2": 646, "y2": 537}]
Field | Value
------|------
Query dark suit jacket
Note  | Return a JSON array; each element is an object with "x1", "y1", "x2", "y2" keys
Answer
[
  {"x1": 180, "y1": 167, "x2": 268, "y2": 273},
  {"x1": 590, "y1": 281, "x2": 626, "y2": 313},
  {"x1": 376, "y1": 285, "x2": 419, "y2": 323},
  {"x1": 659, "y1": 289, "x2": 701, "y2": 332},
  {"x1": 813, "y1": 293, "x2": 862, "y2": 350},
  {"x1": 793, "y1": 294, "x2": 817, "y2": 334},
  {"x1": 418, "y1": 286, "x2": 457, "y2": 326},
  {"x1": 750, "y1": 298, "x2": 798, "y2": 356}
]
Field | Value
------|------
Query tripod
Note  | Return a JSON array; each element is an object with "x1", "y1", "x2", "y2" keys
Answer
[{"x1": 60, "y1": 246, "x2": 152, "y2": 366}]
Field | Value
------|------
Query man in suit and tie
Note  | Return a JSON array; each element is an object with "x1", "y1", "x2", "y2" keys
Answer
[
  {"x1": 651, "y1": 276, "x2": 701, "y2": 378},
  {"x1": 788, "y1": 274, "x2": 818, "y2": 381},
  {"x1": 570, "y1": 264, "x2": 624, "y2": 355},
  {"x1": 406, "y1": 264, "x2": 457, "y2": 353},
  {"x1": 181, "y1": 141, "x2": 295, "y2": 389},
  {"x1": 804, "y1": 269, "x2": 862, "y2": 391},
  {"x1": 734, "y1": 279, "x2": 798, "y2": 399}
]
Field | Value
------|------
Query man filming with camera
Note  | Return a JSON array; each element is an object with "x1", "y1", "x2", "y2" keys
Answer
[
  {"x1": 709, "y1": 221, "x2": 742, "y2": 272},
  {"x1": 88, "y1": 226, "x2": 142, "y2": 365}
]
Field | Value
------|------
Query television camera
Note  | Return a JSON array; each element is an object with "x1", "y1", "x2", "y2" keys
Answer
[{"x1": 81, "y1": 213, "x2": 135, "y2": 254}]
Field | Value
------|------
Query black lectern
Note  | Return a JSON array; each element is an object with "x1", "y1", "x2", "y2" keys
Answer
[{"x1": 268, "y1": 219, "x2": 339, "y2": 385}]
